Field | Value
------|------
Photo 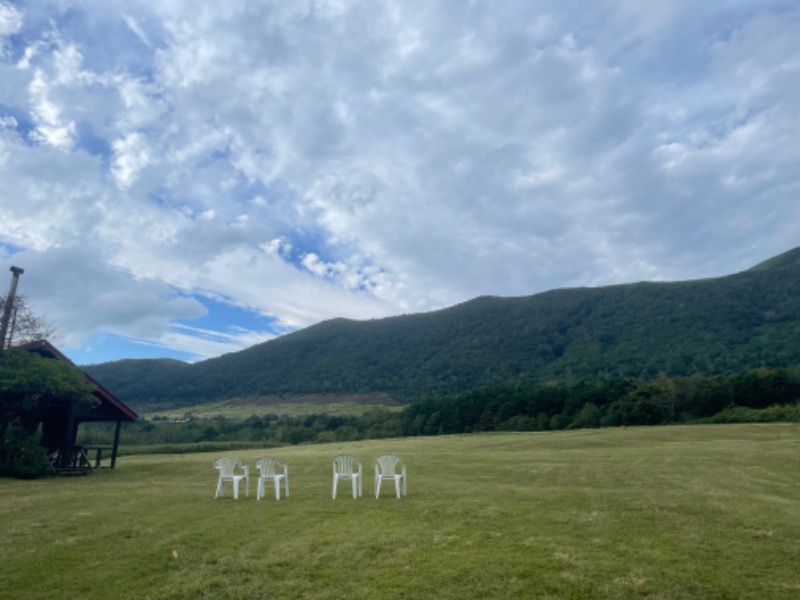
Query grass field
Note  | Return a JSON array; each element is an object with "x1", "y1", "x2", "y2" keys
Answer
[
  {"x1": 1, "y1": 423, "x2": 799, "y2": 599},
  {"x1": 144, "y1": 394, "x2": 403, "y2": 420}
]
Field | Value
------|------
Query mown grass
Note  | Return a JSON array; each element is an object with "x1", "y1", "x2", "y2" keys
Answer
[{"x1": 1, "y1": 423, "x2": 799, "y2": 599}]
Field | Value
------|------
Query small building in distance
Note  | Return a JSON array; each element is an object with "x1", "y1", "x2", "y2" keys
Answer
[{"x1": 18, "y1": 340, "x2": 138, "y2": 473}]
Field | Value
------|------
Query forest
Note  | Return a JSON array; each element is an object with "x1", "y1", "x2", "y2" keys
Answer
[
  {"x1": 79, "y1": 365, "x2": 800, "y2": 450},
  {"x1": 85, "y1": 247, "x2": 800, "y2": 408}
]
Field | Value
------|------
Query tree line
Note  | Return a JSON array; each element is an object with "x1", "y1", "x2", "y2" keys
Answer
[
  {"x1": 400, "y1": 366, "x2": 800, "y2": 435},
  {"x1": 79, "y1": 365, "x2": 800, "y2": 451},
  {"x1": 79, "y1": 409, "x2": 406, "y2": 451}
]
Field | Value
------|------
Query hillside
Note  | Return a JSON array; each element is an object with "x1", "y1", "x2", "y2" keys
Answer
[{"x1": 85, "y1": 247, "x2": 800, "y2": 409}]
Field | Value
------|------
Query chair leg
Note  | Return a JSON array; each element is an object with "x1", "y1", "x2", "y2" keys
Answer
[
  {"x1": 351, "y1": 475, "x2": 358, "y2": 499},
  {"x1": 333, "y1": 475, "x2": 338, "y2": 499},
  {"x1": 233, "y1": 480, "x2": 239, "y2": 500},
  {"x1": 376, "y1": 477, "x2": 382, "y2": 499},
  {"x1": 395, "y1": 476, "x2": 401, "y2": 499},
  {"x1": 275, "y1": 478, "x2": 280, "y2": 500}
]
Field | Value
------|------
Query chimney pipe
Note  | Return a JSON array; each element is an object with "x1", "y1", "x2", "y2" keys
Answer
[{"x1": 0, "y1": 266, "x2": 24, "y2": 358}]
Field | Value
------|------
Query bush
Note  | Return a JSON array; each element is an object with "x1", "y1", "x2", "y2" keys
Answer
[
  {"x1": 705, "y1": 403, "x2": 800, "y2": 424},
  {"x1": 0, "y1": 422, "x2": 50, "y2": 479}
]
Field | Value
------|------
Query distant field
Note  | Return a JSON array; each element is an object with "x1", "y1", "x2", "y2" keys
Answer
[
  {"x1": 144, "y1": 393, "x2": 404, "y2": 420},
  {"x1": 1, "y1": 424, "x2": 799, "y2": 599}
]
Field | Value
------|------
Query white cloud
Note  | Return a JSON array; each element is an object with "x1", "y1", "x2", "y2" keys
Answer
[
  {"x1": 123, "y1": 14, "x2": 151, "y2": 48},
  {"x1": 1, "y1": 0, "x2": 799, "y2": 362},
  {"x1": 0, "y1": 2, "x2": 22, "y2": 39},
  {"x1": 111, "y1": 132, "x2": 151, "y2": 189},
  {"x1": 153, "y1": 323, "x2": 277, "y2": 362},
  {"x1": 28, "y1": 69, "x2": 76, "y2": 148}
]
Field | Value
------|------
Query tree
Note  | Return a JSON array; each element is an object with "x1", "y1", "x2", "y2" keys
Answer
[
  {"x1": 0, "y1": 293, "x2": 56, "y2": 348},
  {"x1": 0, "y1": 349, "x2": 97, "y2": 478}
]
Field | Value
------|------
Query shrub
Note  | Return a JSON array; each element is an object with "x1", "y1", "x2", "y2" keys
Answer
[
  {"x1": 705, "y1": 403, "x2": 800, "y2": 424},
  {"x1": 0, "y1": 422, "x2": 50, "y2": 479}
]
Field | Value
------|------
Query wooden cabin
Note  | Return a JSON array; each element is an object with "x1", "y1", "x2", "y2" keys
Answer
[{"x1": 18, "y1": 340, "x2": 138, "y2": 473}]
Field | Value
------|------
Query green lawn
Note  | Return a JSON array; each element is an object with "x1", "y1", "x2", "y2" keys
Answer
[{"x1": 1, "y1": 423, "x2": 799, "y2": 599}]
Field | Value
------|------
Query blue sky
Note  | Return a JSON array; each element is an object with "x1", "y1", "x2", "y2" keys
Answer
[{"x1": 1, "y1": 0, "x2": 799, "y2": 365}]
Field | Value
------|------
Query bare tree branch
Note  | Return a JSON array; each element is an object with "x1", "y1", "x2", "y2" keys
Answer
[{"x1": 0, "y1": 294, "x2": 57, "y2": 347}]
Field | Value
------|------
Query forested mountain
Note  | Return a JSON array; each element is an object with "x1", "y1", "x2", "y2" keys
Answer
[{"x1": 85, "y1": 247, "x2": 800, "y2": 409}]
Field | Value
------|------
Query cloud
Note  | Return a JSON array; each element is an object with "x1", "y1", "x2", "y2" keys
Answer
[
  {"x1": 111, "y1": 131, "x2": 151, "y2": 189},
  {"x1": 0, "y1": 2, "x2": 22, "y2": 38},
  {"x1": 1, "y1": 0, "x2": 799, "y2": 362},
  {"x1": 15, "y1": 246, "x2": 204, "y2": 341}
]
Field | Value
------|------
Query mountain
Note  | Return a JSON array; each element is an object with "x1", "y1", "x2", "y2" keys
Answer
[{"x1": 85, "y1": 247, "x2": 800, "y2": 409}]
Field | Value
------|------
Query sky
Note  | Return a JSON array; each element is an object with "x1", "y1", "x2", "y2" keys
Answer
[{"x1": 0, "y1": 0, "x2": 798, "y2": 366}]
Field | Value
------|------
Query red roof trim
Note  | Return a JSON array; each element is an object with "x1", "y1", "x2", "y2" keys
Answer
[{"x1": 15, "y1": 340, "x2": 139, "y2": 422}]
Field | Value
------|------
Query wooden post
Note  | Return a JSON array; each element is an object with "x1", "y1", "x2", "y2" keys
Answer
[
  {"x1": 61, "y1": 402, "x2": 75, "y2": 469},
  {"x1": 111, "y1": 421, "x2": 122, "y2": 468}
]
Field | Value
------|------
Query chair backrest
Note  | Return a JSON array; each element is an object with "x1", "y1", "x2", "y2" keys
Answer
[
  {"x1": 375, "y1": 454, "x2": 403, "y2": 476},
  {"x1": 214, "y1": 456, "x2": 242, "y2": 477},
  {"x1": 333, "y1": 453, "x2": 361, "y2": 475},
  {"x1": 255, "y1": 455, "x2": 285, "y2": 477}
]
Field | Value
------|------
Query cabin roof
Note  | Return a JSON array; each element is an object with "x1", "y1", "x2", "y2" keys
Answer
[{"x1": 16, "y1": 339, "x2": 138, "y2": 422}]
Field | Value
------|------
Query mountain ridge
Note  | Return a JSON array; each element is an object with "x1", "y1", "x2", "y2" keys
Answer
[{"x1": 84, "y1": 247, "x2": 800, "y2": 408}]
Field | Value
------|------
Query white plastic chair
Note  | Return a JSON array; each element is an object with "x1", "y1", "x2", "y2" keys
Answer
[
  {"x1": 255, "y1": 455, "x2": 289, "y2": 500},
  {"x1": 213, "y1": 456, "x2": 249, "y2": 499},
  {"x1": 374, "y1": 454, "x2": 407, "y2": 499},
  {"x1": 332, "y1": 453, "x2": 363, "y2": 499}
]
